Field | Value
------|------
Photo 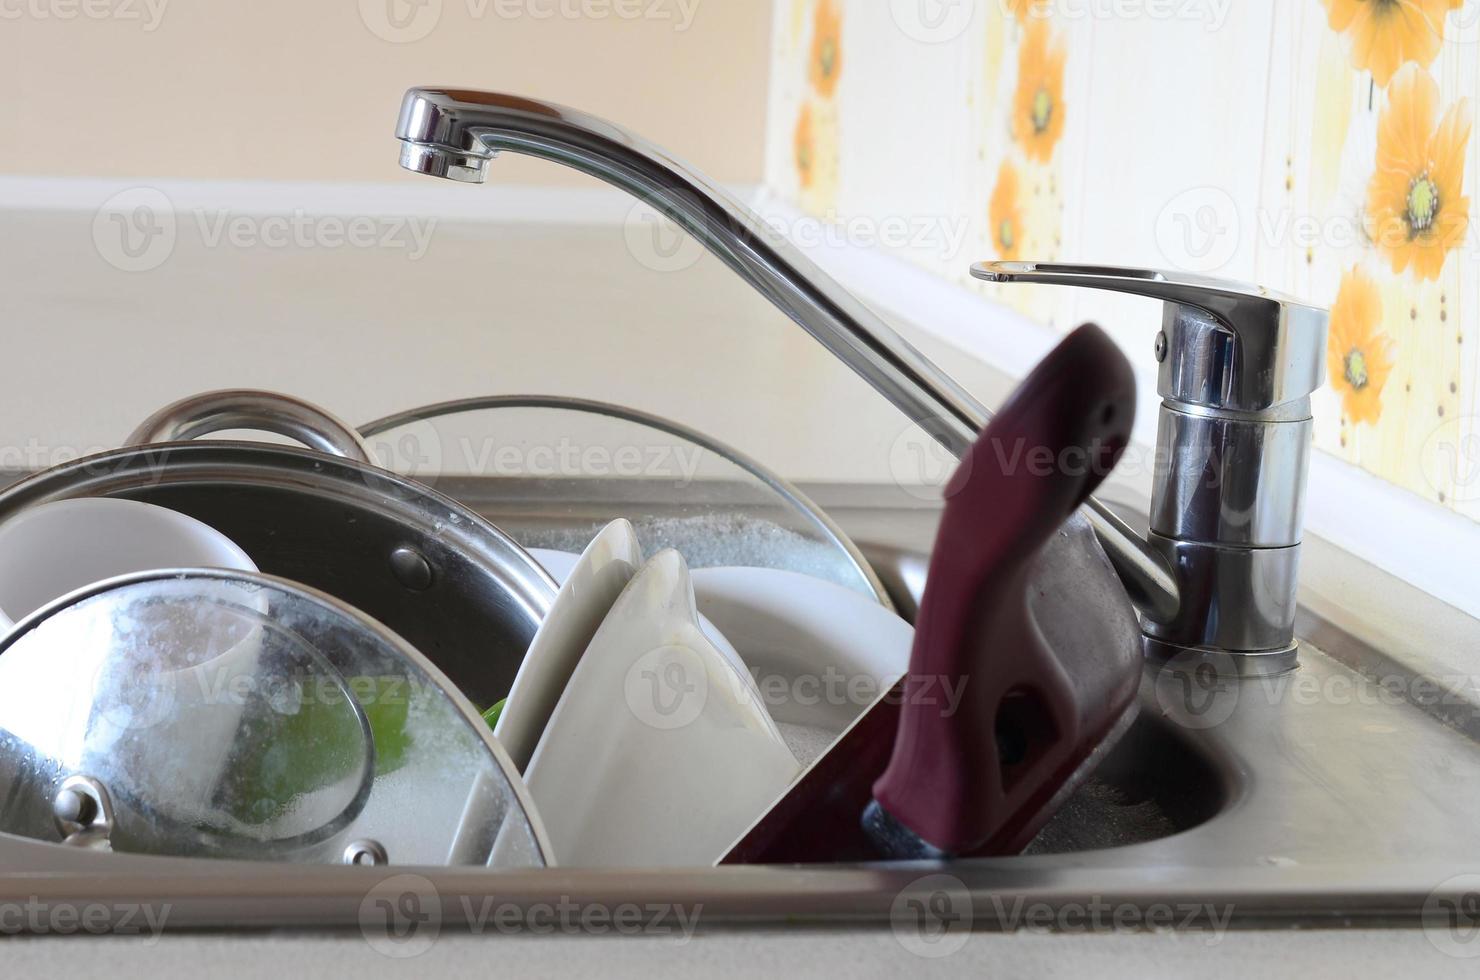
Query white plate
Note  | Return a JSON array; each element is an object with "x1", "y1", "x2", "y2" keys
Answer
[
  {"x1": 495, "y1": 521, "x2": 642, "y2": 772},
  {"x1": 523, "y1": 550, "x2": 799, "y2": 867},
  {"x1": 532, "y1": 551, "x2": 914, "y2": 762},
  {"x1": 689, "y1": 566, "x2": 912, "y2": 737},
  {"x1": 528, "y1": 547, "x2": 747, "y2": 676}
]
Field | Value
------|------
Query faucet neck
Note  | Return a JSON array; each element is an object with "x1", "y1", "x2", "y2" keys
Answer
[{"x1": 394, "y1": 87, "x2": 1183, "y2": 642}]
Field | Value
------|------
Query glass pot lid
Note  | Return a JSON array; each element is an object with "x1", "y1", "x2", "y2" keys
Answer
[
  {"x1": 0, "y1": 569, "x2": 549, "y2": 868},
  {"x1": 361, "y1": 395, "x2": 892, "y2": 606}
]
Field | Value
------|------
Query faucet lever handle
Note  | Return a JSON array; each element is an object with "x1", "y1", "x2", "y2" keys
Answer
[{"x1": 971, "y1": 261, "x2": 1328, "y2": 413}]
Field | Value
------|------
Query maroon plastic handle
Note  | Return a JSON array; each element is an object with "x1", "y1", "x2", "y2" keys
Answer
[
  {"x1": 871, "y1": 322, "x2": 1136, "y2": 854},
  {"x1": 721, "y1": 323, "x2": 1135, "y2": 865}
]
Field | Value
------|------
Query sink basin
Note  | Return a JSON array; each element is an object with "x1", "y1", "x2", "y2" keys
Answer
[
  {"x1": 0, "y1": 475, "x2": 1474, "y2": 933},
  {"x1": 1023, "y1": 708, "x2": 1229, "y2": 855}
]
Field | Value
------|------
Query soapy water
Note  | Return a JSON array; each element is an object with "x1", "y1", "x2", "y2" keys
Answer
[
  {"x1": 775, "y1": 721, "x2": 837, "y2": 768},
  {"x1": 512, "y1": 513, "x2": 879, "y2": 601}
]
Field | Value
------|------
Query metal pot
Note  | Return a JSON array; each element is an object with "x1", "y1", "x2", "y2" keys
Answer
[{"x1": 0, "y1": 391, "x2": 556, "y2": 710}]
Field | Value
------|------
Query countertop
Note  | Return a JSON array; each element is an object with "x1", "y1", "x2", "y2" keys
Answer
[
  {"x1": 5, "y1": 925, "x2": 1468, "y2": 978},
  {"x1": 0, "y1": 207, "x2": 1012, "y2": 484}
]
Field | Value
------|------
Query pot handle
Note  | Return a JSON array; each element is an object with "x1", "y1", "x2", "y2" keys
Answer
[{"x1": 126, "y1": 390, "x2": 375, "y2": 464}]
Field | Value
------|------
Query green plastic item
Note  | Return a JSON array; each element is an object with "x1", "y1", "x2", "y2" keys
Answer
[
  {"x1": 219, "y1": 676, "x2": 414, "y2": 826},
  {"x1": 482, "y1": 697, "x2": 507, "y2": 730}
]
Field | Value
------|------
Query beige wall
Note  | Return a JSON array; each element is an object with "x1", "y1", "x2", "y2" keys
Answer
[{"x1": 0, "y1": 0, "x2": 771, "y2": 185}]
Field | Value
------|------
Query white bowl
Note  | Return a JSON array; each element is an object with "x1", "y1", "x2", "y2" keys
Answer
[
  {"x1": 0, "y1": 497, "x2": 256, "y2": 629},
  {"x1": 0, "y1": 498, "x2": 259, "y2": 824}
]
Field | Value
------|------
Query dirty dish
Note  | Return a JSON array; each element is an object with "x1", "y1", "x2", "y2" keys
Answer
[
  {"x1": 528, "y1": 546, "x2": 748, "y2": 676},
  {"x1": 690, "y1": 566, "x2": 912, "y2": 737},
  {"x1": 495, "y1": 519, "x2": 643, "y2": 772},
  {"x1": 523, "y1": 549, "x2": 798, "y2": 867}
]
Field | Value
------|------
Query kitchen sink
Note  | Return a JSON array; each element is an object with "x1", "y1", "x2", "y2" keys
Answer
[{"x1": 0, "y1": 475, "x2": 1474, "y2": 935}]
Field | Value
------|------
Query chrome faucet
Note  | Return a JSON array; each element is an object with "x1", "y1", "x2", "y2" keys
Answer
[
  {"x1": 394, "y1": 87, "x2": 1328, "y2": 675},
  {"x1": 973, "y1": 264, "x2": 1327, "y2": 673}
]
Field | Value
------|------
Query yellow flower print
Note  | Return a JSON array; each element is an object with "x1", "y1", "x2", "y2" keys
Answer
[
  {"x1": 1327, "y1": 266, "x2": 1396, "y2": 426},
  {"x1": 795, "y1": 103, "x2": 815, "y2": 189},
  {"x1": 808, "y1": 0, "x2": 843, "y2": 98},
  {"x1": 1321, "y1": 0, "x2": 1452, "y2": 87},
  {"x1": 1366, "y1": 64, "x2": 1472, "y2": 281},
  {"x1": 990, "y1": 162, "x2": 1025, "y2": 261},
  {"x1": 1012, "y1": 19, "x2": 1066, "y2": 163},
  {"x1": 1004, "y1": 0, "x2": 1052, "y2": 22}
]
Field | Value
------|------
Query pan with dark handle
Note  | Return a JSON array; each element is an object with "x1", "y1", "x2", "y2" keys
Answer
[{"x1": 723, "y1": 322, "x2": 1137, "y2": 864}]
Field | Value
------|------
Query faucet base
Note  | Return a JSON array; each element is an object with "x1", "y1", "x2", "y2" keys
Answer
[{"x1": 1142, "y1": 637, "x2": 1299, "y2": 679}]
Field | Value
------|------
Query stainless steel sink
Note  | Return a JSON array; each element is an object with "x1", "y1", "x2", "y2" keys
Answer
[
  {"x1": 467, "y1": 476, "x2": 1232, "y2": 857},
  {"x1": 0, "y1": 476, "x2": 1475, "y2": 935}
]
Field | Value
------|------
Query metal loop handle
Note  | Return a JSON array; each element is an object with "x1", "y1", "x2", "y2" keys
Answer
[{"x1": 126, "y1": 390, "x2": 374, "y2": 464}]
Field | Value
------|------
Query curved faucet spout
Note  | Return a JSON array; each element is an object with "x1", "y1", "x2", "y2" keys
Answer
[
  {"x1": 393, "y1": 86, "x2": 1179, "y2": 622},
  {"x1": 395, "y1": 88, "x2": 990, "y2": 451}
]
